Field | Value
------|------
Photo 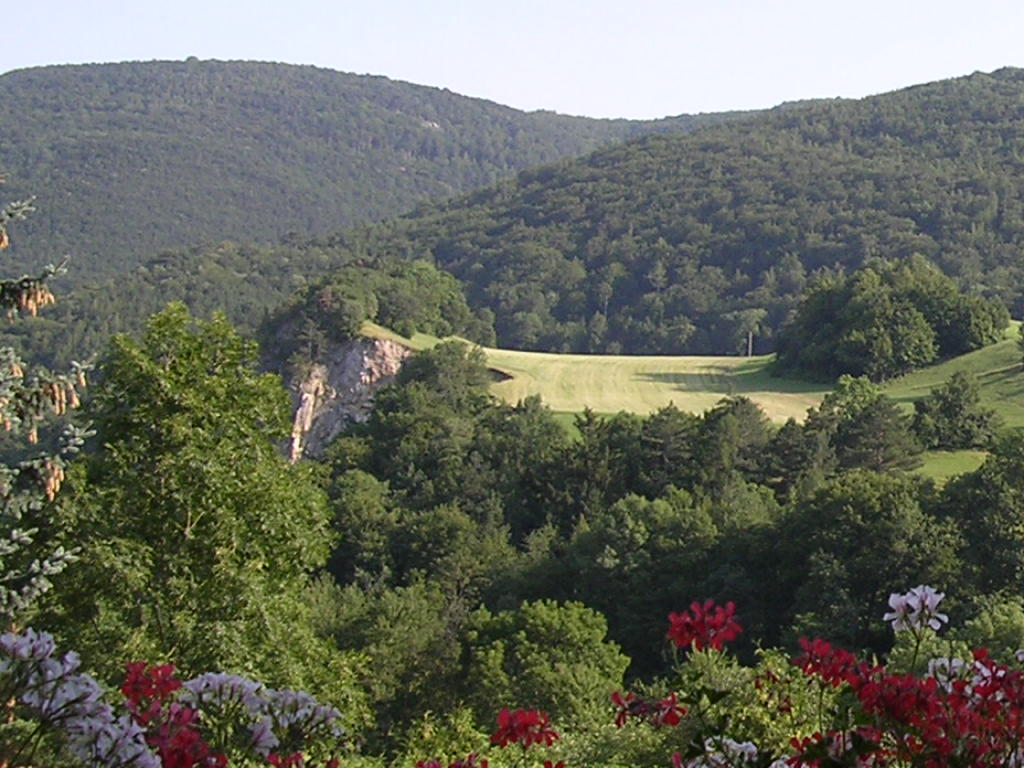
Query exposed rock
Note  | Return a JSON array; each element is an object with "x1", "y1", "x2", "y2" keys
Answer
[{"x1": 289, "y1": 338, "x2": 411, "y2": 462}]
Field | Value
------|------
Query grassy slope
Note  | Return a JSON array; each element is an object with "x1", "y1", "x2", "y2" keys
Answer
[
  {"x1": 364, "y1": 321, "x2": 829, "y2": 420},
  {"x1": 483, "y1": 348, "x2": 828, "y2": 422},
  {"x1": 365, "y1": 321, "x2": 1024, "y2": 482},
  {"x1": 881, "y1": 322, "x2": 1022, "y2": 481},
  {"x1": 883, "y1": 322, "x2": 1024, "y2": 424}
]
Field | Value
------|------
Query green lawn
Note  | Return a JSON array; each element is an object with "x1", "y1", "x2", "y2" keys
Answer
[
  {"x1": 883, "y1": 321, "x2": 1024, "y2": 427},
  {"x1": 483, "y1": 348, "x2": 829, "y2": 423},
  {"x1": 363, "y1": 321, "x2": 829, "y2": 422},
  {"x1": 914, "y1": 450, "x2": 988, "y2": 484},
  {"x1": 361, "y1": 320, "x2": 1024, "y2": 478}
]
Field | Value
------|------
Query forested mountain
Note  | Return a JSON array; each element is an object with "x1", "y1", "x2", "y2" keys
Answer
[
  {"x1": 14, "y1": 66, "x2": 1024, "y2": 365},
  {"x1": 0, "y1": 59, "x2": 750, "y2": 282},
  {"x1": 290, "y1": 67, "x2": 1024, "y2": 356}
]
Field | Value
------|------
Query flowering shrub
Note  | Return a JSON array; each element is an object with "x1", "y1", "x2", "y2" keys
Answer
[
  {"x1": 603, "y1": 590, "x2": 1024, "y2": 767},
  {"x1": 0, "y1": 628, "x2": 345, "y2": 767}
]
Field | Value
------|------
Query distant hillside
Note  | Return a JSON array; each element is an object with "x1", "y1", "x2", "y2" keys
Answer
[
  {"x1": 0, "y1": 59, "x2": 749, "y2": 282},
  {"x1": 295, "y1": 67, "x2": 1024, "y2": 356}
]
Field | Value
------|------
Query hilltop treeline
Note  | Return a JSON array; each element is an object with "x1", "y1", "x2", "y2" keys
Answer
[{"x1": 0, "y1": 59, "x2": 747, "y2": 282}]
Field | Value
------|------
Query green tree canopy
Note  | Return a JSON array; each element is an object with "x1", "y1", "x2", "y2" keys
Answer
[
  {"x1": 46, "y1": 304, "x2": 359, "y2": 702},
  {"x1": 776, "y1": 258, "x2": 1007, "y2": 381},
  {"x1": 912, "y1": 371, "x2": 1003, "y2": 449},
  {"x1": 464, "y1": 599, "x2": 630, "y2": 729}
]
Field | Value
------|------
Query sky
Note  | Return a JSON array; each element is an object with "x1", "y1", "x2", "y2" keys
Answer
[{"x1": 5, "y1": 0, "x2": 1024, "y2": 119}]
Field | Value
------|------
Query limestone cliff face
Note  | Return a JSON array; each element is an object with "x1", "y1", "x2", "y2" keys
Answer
[{"x1": 289, "y1": 338, "x2": 411, "y2": 462}]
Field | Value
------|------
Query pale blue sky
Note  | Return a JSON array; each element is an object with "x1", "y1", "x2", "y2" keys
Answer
[{"x1": 5, "y1": 1, "x2": 1024, "y2": 119}]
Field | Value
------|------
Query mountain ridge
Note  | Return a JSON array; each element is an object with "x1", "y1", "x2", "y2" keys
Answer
[{"x1": 0, "y1": 58, "x2": 755, "y2": 282}]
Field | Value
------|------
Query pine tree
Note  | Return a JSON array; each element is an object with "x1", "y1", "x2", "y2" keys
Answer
[{"x1": 0, "y1": 185, "x2": 89, "y2": 627}]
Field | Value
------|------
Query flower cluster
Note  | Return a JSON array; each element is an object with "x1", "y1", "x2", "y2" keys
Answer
[
  {"x1": 0, "y1": 627, "x2": 345, "y2": 768},
  {"x1": 121, "y1": 662, "x2": 229, "y2": 768},
  {"x1": 793, "y1": 637, "x2": 871, "y2": 688},
  {"x1": 882, "y1": 584, "x2": 949, "y2": 633},
  {"x1": 672, "y1": 738, "x2": 764, "y2": 768},
  {"x1": 787, "y1": 588, "x2": 1024, "y2": 767},
  {"x1": 490, "y1": 708, "x2": 560, "y2": 749},
  {"x1": 1, "y1": 628, "x2": 158, "y2": 768},
  {"x1": 140, "y1": 666, "x2": 345, "y2": 766},
  {"x1": 611, "y1": 690, "x2": 686, "y2": 728},
  {"x1": 667, "y1": 600, "x2": 742, "y2": 651}
]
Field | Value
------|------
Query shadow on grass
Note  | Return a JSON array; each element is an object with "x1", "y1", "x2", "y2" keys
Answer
[
  {"x1": 633, "y1": 369, "x2": 741, "y2": 393},
  {"x1": 633, "y1": 367, "x2": 825, "y2": 395}
]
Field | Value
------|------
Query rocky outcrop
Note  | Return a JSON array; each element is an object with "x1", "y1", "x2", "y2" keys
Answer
[{"x1": 289, "y1": 338, "x2": 411, "y2": 462}]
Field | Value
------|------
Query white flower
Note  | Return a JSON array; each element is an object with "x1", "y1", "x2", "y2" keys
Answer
[
  {"x1": 182, "y1": 671, "x2": 265, "y2": 715},
  {"x1": 684, "y1": 738, "x2": 759, "y2": 767},
  {"x1": 883, "y1": 585, "x2": 948, "y2": 633},
  {"x1": 248, "y1": 715, "x2": 281, "y2": 756},
  {"x1": 928, "y1": 656, "x2": 967, "y2": 691},
  {"x1": 0, "y1": 627, "x2": 160, "y2": 768}
]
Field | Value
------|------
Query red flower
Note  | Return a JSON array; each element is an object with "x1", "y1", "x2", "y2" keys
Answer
[
  {"x1": 119, "y1": 664, "x2": 226, "y2": 768},
  {"x1": 794, "y1": 638, "x2": 866, "y2": 688},
  {"x1": 651, "y1": 692, "x2": 685, "y2": 727},
  {"x1": 268, "y1": 753, "x2": 305, "y2": 768},
  {"x1": 667, "y1": 600, "x2": 742, "y2": 651},
  {"x1": 121, "y1": 662, "x2": 182, "y2": 708},
  {"x1": 490, "y1": 708, "x2": 560, "y2": 749},
  {"x1": 611, "y1": 690, "x2": 686, "y2": 728},
  {"x1": 417, "y1": 755, "x2": 488, "y2": 768},
  {"x1": 611, "y1": 691, "x2": 645, "y2": 727}
]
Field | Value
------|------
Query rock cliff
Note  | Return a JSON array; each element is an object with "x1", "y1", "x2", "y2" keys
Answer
[{"x1": 289, "y1": 338, "x2": 411, "y2": 462}]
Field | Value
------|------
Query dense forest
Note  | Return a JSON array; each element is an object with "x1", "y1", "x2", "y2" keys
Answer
[
  {"x1": 14, "y1": 67, "x2": 1024, "y2": 365},
  {"x1": 0, "y1": 59, "x2": 751, "y2": 283},
  {"x1": 287, "y1": 67, "x2": 1024, "y2": 357}
]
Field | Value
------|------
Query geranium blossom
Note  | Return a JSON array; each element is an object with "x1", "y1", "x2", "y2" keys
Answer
[
  {"x1": 882, "y1": 585, "x2": 948, "y2": 633},
  {"x1": 794, "y1": 637, "x2": 865, "y2": 688},
  {"x1": 667, "y1": 600, "x2": 742, "y2": 651},
  {"x1": 490, "y1": 708, "x2": 560, "y2": 749}
]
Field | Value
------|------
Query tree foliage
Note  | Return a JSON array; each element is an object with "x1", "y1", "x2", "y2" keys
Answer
[
  {"x1": 45, "y1": 304, "x2": 356, "y2": 701},
  {"x1": 776, "y1": 257, "x2": 1007, "y2": 380},
  {"x1": 912, "y1": 371, "x2": 1003, "y2": 449},
  {"x1": 0, "y1": 59, "x2": 742, "y2": 283}
]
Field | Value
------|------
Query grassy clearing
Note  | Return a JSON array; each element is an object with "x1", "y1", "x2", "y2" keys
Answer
[
  {"x1": 360, "y1": 320, "x2": 1024, "y2": 477},
  {"x1": 483, "y1": 348, "x2": 829, "y2": 422},
  {"x1": 362, "y1": 321, "x2": 828, "y2": 422},
  {"x1": 915, "y1": 450, "x2": 988, "y2": 484},
  {"x1": 883, "y1": 321, "x2": 1024, "y2": 427}
]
